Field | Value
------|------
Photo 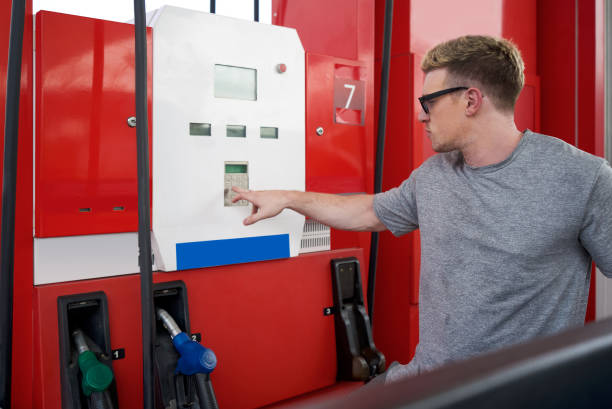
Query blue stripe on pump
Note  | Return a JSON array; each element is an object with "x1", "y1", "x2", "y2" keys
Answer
[{"x1": 176, "y1": 234, "x2": 290, "y2": 270}]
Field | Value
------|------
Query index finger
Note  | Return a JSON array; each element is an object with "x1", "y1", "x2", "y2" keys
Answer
[
  {"x1": 232, "y1": 186, "x2": 248, "y2": 194},
  {"x1": 231, "y1": 186, "x2": 251, "y2": 203}
]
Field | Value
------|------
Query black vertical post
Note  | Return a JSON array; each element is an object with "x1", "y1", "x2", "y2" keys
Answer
[
  {"x1": 0, "y1": 0, "x2": 25, "y2": 407},
  {"x1": 133, "y1": 1, "x2": 155, "y2": 408},
  {"x1": 254, "y1": 0, "x2": 259, "y2": 22},
  {"x1": 210, "y1": 0, "x2": 216, "y2": 14},
  {"x1": 367, "y1": 0, "x2": 393, "y2": 326}
]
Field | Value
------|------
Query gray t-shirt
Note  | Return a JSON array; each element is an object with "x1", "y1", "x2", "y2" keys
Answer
[{"x1": 373, "y1": 130, "x2": 612, "y2": 381}]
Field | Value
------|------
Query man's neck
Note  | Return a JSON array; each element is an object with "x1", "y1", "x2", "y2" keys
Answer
[{"x1": 460, "y1": 115, "x2": 522, "y2": 168}]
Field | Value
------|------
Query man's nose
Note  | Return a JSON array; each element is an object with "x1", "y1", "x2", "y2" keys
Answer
[{"x1": 417, "y1": 109, "x2": 429, "y2": 123}]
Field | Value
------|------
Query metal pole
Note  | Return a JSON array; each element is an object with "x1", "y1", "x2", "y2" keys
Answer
[
  {"x1": 367, "y1": 0, "x2": 393, "y2": 325},
  {"x1": 0, "y1": 0, "x2": 26, "y2": 407},
  {"x1": 133, "y1": 0, "x2": 155, "y2": 408}
]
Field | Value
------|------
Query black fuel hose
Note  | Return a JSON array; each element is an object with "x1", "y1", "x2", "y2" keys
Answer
[
  {"x1": 195, "y1": 373, "x2": 219, "y2": 409},
  {"x1": 89, "y1": 390, "x2": 114, "y2": 409},
  {"x1": 254, "y1": 0, "x2": 259, "y2": 22},
  {"x1": 0, "y1": 0, "x2": 26, "y2": 407},
  {"x1": 367, "y1": 0, "x2": 393, "y2": 325},
  {"x1": 210, "y1": 0, "x2": 216, "y2": 14},
  {"x1": 132, "y1": 0, "x2": 155, "y2": 408}
]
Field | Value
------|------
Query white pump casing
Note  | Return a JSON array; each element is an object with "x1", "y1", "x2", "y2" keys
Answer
[{"x1": 151, "y1": 6, "x2": 306, "y2": 271}]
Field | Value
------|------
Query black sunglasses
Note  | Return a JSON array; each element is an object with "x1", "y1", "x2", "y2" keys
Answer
[{"x1": 418, "y1": 86, "x2": 468, "y2": 114}]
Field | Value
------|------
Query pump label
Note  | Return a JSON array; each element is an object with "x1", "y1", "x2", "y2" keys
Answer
[
  {"x1": 334, "y1": 64, "x2": 365, "y2": 125},
  {"x1": 112, "y1": 348, "x2": 125, "y2": 360}
]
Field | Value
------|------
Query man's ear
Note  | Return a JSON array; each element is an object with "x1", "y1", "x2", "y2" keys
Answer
[{"x1": 464, "y1": 87, "x2": 484, "y2": 116}]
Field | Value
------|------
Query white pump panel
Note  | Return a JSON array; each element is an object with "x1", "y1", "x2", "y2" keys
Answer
[{"x1": 151, "y1": 6, "x2": 305, "y2": 271}]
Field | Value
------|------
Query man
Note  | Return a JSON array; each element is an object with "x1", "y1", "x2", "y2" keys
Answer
[{"x1": 232, "y1": 35, "x2": 612, "y2": 382}]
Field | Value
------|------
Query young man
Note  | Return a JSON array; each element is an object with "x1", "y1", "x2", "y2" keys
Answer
[{"x1": 232, "y1": 35, "x2": 612, "y2": 382}]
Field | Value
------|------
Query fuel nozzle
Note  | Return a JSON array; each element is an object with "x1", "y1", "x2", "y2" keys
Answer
[
  {"x1": 72, "y1": 329, "x2": 114, "y2": 397},
  {"x1": 156, "y1": 308, "x2": 217, "y2": 375}
]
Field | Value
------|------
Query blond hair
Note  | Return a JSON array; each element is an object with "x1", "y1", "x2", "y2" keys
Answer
[{"x1": 421, "y1": 35, "x2": 525, "y2": 112}]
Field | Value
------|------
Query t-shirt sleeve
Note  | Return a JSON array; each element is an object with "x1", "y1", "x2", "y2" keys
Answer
[
  {"x1": 373, "y1": 172, "x2": 419, "y2": 237},
  {"x1": 580, "y1": 162, "x2": 612, "y2": 277}
]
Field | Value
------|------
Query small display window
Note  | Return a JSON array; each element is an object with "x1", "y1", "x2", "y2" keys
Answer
[
  {"x1": 214, "y1": 64, "x2": 257, "y2": 101},
  {"x1": 260, "y1": 127, "x2": 278, "y2": 139},
  {"x1": 226, "y1": 125, "x2": 246, "y2": 138},
  {"x1": 189, "y1": 122, "x2": 211, "y2": 136}
]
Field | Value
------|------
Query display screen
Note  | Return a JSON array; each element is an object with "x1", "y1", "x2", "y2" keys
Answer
[
  {"x1": 226, "y1": 125, "x2": 246, "y2": 138},
  {"x1": 190, "y1": 122, "x2": 211, "y2": 136},
  {"x1": 225, "y1": 164, "x2": 248, "y2": 174},
  {"x1": 215, "y1": 64, "x2": 257, "y2": 101},
  {"x1": 260, "y1": 127, "x2": 278, "y2": 139}
]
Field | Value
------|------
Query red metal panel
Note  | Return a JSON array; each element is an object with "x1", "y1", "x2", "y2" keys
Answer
[
  {"x1": 34, "y1": 249, "x2": 365, "y2": 409},
  {"x1": 34, "y1": 275, "x2": 145, "y2": 408},
  {"x1": 272, "y1": 0, "x2": 358, "y2": 60},
  {"x1": 514, "y1": 74, "x2": 541, "y2": 133},
  {"x1": 262, "y1": 382, "x2": 362, "y2": 408},
  {"x1": 1, "y1": 1, "x2": 34, "y2": 408},
  {"x1": 306, "y1": 53, "x2": 375, "y2": 263},
  {"x1": 375, "y1": 0, "x2": 411, "y2": 60},
  {"x1": 306, "y1": 54, "x2": 370, "y2": 194},
  {"x1": 272, "y1": 0, "x2": 375, "y2": 72},
  {"x1": 407, "y1": 304, "x2": 419, "y2": 359},
  {"x1": 538, "y1": 0, "x2": 576, "y2": 145},
  {"x1": 35, "y1": 11, "x2": 153, "y2": 238},
  {"x1": 502, "y1": 0, "x2": 541, "y2": 135},
  {"x1": 502, "y1": 0, "x2": 538, "y2": 75},
  {"x1": 306, "y1": 52, "x2": 375, "y2": 276}
]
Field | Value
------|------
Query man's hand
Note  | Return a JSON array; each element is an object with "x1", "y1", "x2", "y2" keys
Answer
[
  {"x1": 231, "y1": 187, "x2": 289, "y2": 225},
  {"x1": 232, "y1": 187, "x2": 386, "y2": 232}
]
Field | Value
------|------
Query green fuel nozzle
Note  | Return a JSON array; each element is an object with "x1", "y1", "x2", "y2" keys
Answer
[{"x1": 72, "y1": 329, "x2": 114, "y2": 396}]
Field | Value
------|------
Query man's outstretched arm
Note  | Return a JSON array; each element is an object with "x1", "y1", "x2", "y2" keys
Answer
[{"x1": 231, "y1": 187, "x2": 387, "y2": 232}]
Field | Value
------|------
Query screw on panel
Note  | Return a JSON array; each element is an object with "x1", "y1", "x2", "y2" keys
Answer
[
  {"x1": 127, "y1": 116, "x2": 137, "y2": 127},
  {"x1": 276, "y1": 63, "x2": 287, "y2": 73},
  {"x1": 316, "y1": 127, "x2": 324, "y2": 136}
]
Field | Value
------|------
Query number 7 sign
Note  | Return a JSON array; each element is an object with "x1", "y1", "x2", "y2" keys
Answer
[{"x1": 334, "y1": 77, "x2": 365, "y2": 125}]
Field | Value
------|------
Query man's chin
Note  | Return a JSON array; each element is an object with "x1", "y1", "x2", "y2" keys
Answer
[{"x1": 431, "y1": 143, "x2": 454, "y2": 153}]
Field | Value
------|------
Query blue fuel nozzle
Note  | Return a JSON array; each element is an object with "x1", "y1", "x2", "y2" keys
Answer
[
  {"x1": 172, "y1": 332, "x2": 217, "y2": 375},
  {"x1": 156, "y1": 307, "x2": 217, "y2": 375}
]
